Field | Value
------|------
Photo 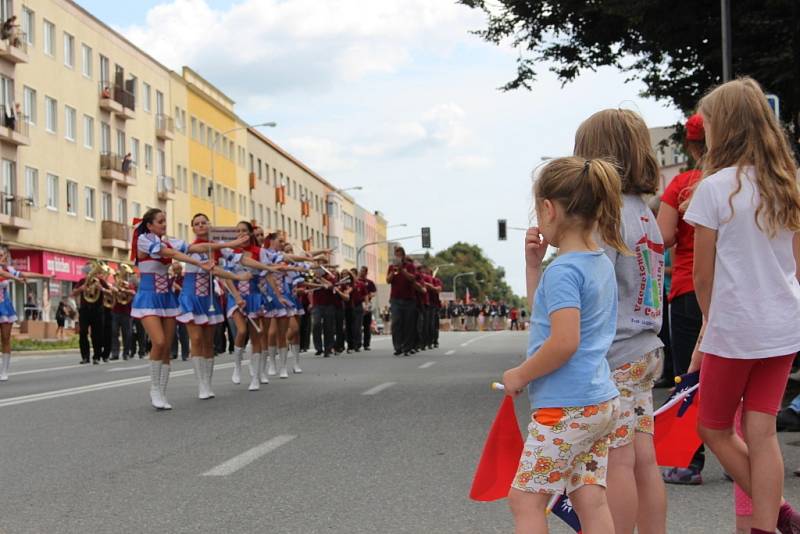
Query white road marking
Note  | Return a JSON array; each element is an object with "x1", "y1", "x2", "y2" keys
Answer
[
  {"x1": 445, "y1": 350, "x2": 455, "y2": 356},
  {"x1": 460, "y1": 332, "x2": 502, "y2": 347},
  {"x1": 418, "y1": 361, "x2": 436, "y2": 369},
  {"x1": 9, "y1": 364, "x2": 83, "y2": 376},
  {"x1": 0, "y1": 362, "x2": 237, "y2": 408},
  {"x1": 361, "y1": 382, "x2": 396, "y2": 395},
  {"x1": 107, "y1": 364, "x2": 150, "y2": 372},
  {"x1": 202, "y1": 435, "x2": 297, "y2": 476}
]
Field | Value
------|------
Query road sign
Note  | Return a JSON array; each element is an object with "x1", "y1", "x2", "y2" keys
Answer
[
  {"x1": 767, "y1": 94, "x2": 780, "y2": 120},
  {"x1": 498, "y1": 219, "x2": 507, "y2": 241},
  {"x1": 421, "y1": 227, "x2": 431, "y2": 249}
]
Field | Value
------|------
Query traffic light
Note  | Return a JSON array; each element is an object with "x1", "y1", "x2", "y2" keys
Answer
[
  {"x1": 498, "y1": 219, "x2": 507, "y2": 241},
  {"x1": 421, "y1": 227, "x2": 431, "y2": 249}
]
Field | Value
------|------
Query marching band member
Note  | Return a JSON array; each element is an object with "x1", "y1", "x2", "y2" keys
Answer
[
  {"x1": 131, "y1": 208, "x2": 213, "y2": 410},
  {"x1": 283, "y1": 243, "x2": 309, "y2": 374},
  {"x1": 0, "y1": 246, "x2": 25, "y2": 381},
  {"x1": 179, "y1": 213, "x2": 250, "y2": 401}
]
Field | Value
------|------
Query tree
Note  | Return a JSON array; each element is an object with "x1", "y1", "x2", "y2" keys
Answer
[
  {"x1": 459, "y1": 0, "x2": 800, "y2": 153},
  {"x1": 425, "y1": 242, "x2": 526, "y2": 309}
]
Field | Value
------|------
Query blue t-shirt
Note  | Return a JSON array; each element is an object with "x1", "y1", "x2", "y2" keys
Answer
[{"x1": 526, "y1": 251, "x2": 620, "y2": 409}]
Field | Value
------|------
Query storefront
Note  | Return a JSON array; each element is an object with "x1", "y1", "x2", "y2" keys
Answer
[{"x1": 10, "y1": 250, "x2": 92, "y2": 322}]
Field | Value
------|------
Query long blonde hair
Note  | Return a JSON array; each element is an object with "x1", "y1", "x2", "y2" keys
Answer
[
  {"x1": 535, "y1": 156, "x2": 630, "y2": 254},
  {"x1": 698, "y1": 77, "x2": 800, "y2": 236},
  {"x1": 573, "y1": 109, "x2": 660, "y2": 195}
]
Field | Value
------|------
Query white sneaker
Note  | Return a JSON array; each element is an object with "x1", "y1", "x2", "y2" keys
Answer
[
  {"x1": 150, "y1": 361, "x2": 165, "y2": 409},
  {"x1": 232, "y1": 347, "x2": 243, "y2": 384},
  {"x1": 248, "y1": 352, "x2": 262, "y2": 391},
  {"x1": 159, "y1": 364, "x2": 172, "y2": 410},
  {"x1": 279, "y1": 348, "x2": 289, "y2": 379},
  {"x1": 206, "y1": 358, "x2": 215, "y2": 399},
  {"x1": 193, "y1": 357, "x2": 209, "y2": 400}
]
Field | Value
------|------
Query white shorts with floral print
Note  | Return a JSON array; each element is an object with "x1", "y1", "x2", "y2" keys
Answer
[
  {"x1": 609, "y1": 349, "x2": 663, "y2": 449},
  {"x1": 512, "y1": 398, "x2": 619, "y2": 495}
]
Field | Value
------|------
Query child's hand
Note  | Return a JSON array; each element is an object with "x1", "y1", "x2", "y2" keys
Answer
[
  {"x1": 525, "y1": 227, "x2": 549, "y2": 269},
  {"x1": 502, "y1": 367, "x2": 527, "y2": 397}
]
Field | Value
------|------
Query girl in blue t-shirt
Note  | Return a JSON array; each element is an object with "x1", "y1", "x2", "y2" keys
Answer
[{"x1": 502, "y1": 156, "x2": 627, "y2": 533}]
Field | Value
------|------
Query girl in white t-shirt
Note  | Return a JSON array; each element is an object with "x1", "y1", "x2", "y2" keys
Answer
[{"x1": 685, "y1": 77, "x2": 800, "y2": 534}]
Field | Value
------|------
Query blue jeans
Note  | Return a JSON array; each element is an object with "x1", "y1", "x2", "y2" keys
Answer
[{"x1": 790, "y1": 393, "x2": 800, "y2": 413}]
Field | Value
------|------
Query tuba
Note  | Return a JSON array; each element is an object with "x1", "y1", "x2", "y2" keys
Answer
[
  {"x1": 82, "y1": 260, "x2": 109, "y2": 304},
  {"x1": 113, "y1": 264, "x2": 135, "y2": 306},
  {"x1": 103, "y1": 266, "x2": 116, "y2": 308}
]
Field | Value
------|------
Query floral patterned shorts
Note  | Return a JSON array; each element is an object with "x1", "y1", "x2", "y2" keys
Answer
[
  {"x1": 609, "y1": 349, "x2": 663, "y2": 449},
  {"x1": 512, "y1": 398, "x2": 619, "y2": 495}
]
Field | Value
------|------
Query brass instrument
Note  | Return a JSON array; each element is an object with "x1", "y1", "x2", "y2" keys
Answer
[
  {"x1": 113, "y1": 264, "x2": 135, "y2": 306},
  {"x1": 103, "y1": 268, "x2": 115, "y2": 308},
  {"x1": 82, "y1": 260, "x2": 110, "y2": 304}
]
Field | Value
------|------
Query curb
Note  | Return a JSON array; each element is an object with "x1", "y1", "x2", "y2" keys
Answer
[{"x1": 11, "y1": 348, "x2": 81, "y2": 357}]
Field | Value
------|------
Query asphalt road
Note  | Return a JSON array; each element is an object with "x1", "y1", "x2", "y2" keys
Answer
[{"x1": 0, "y1": 331, "x2": 799, "y2": 533}]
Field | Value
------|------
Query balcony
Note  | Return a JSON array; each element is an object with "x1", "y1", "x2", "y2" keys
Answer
[
  {"x1": 0, "y1": 112, "x2": 29, "y2": 146},
  {"x1": 101, "y1": 220, "x2": 130, "y2": 250},
  {"x1": 155, "y1": 114, "x2": 174, "y2": 141},
  {"x1": 0, "y1": 30, "x2": 28, "y2": 64},
  {"x1": 98, "y1": 84, "x2": 135, "y2": 118},
  {"x1": 157, "y1": 175, "x2": 175, "y2": 201},
  {"x1": 0, "y1": 193, "x2": 32, "y2": 229},
  {"x1": 99, "y1": 153, "x2": 137, "y2": 186}
]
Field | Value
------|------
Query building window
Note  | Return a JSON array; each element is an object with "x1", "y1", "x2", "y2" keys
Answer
[
  {"x1": 24, "y1": 167, "x2": 37, "y2": 207},
  {"x1": 21, "y1": 7, "x2": 34, "y2": 46},
  {"x1": 83, "y1": 115, "x2": 94, "y2": 148},
  {"x1": 250, "y1": 200, "x2": 255, "y2": 220},
  {"x1": 132, "y1": 201, "x2": 141, "y2": 219},
  {"x1": 81, "y1": 44, "x2": 92, "y2": 78},
  {"x1": 116, "y1": 130, "x2": 125, "y2": 156},
  {"x1": 199, "y1": 123, "x2": 205, "y2": 145},
  {"x1": 46, "y1": 173, "x2": 58, "y2": 210},
  {"x1": 130, "y1": 137, "x2": 139, "y2": 164},
  {"x1": 44, "y1": 96, "x2": 56, "y2": 133},
  {"x1": 65, "y1": 180, "x2": 77, "y2": 215},
  {"x1": 99, "y1": 54, "x2": 109, "y2": 84},
  {"x1": 191, "y1": 117, "x2": 197, "y2": 139},
  {"x1": 64, "y1": 106, "x2": 76, "y2": 141},
  {"x1": 116, "y1": 198, "x2": 126, "y2": 224},
  {"x1": 100, "y1": 122, "x2": 110, "y2": 153},
  {"x1": 200, "y1": 176, "x2": 207, "y2": 198},
  {"x1": 63, "y1": 32, "x2": 74, "y2": 68},
  {"x1": 22, "y1": 86, "x2": 35, "y2": 125},
  {"x1": 142, "y1": 82, "x2": 151, "y2": 113},
  {"x1": 101, "y1": 192, "x2": 111, "y2": 220},
  {"x1": 157, "y1": 149, "x2": 165, "y2": 175},
  {"x1": 84, "y1": 186, "x2": 95, "y2": 220},
  {"x1": 43, "y1": 19, "x2": 54, "y2": 57},
  {"x1": 144, "y1": 144, "x2": 152, "y2": 172},
  {"x1": 192, "y1": 172, "x2": 199, "y2": 196}
]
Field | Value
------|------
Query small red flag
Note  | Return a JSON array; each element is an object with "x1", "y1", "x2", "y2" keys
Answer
[
  {"x1": 465, "y1": 287, "x2": 472, "y2": 305},
  {"x1": 469, "y1": 395, "x2": 524, "y2": 501},
  {"x1": 654, "y1": 385, "x2": 702, "y2": 468}
]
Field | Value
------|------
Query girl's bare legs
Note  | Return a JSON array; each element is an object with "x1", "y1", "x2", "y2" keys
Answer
[
  {"x1": 231, "y1": 311, "x2": 247, "y2": 384},
  {"x1": 571, "y1": 484, "x2": 615, "y2": 534},
  {"x1": 247, "y1": 318, "x2": 264, "y2": 391},
  {"x1": 0, "y1": 322, "x2": 12, "y2": 380},
  {"x1": 507, "y1": 489, "x2": 550, "y2": 534}
]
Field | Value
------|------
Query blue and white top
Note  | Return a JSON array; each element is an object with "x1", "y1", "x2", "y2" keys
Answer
[
  {"x1": 0, "y1": 265, "x2": 20, "y2": 323},
  {"x1": 176, "y1": 240, "x2": 224, "y2": 326},
  {"x1": 259, "y1": 247, "x2": 289, "y2": 317},
  {"x1": 222, "y1": 246, "x2": 263, "y2": 319},
  {"x1": 131, "y1": 233, "x2": 187, "y2": 319}
]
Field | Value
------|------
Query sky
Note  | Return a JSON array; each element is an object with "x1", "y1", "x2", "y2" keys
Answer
[{"x1": 78, "y1": 0, "x2": 683, "y2": 296}]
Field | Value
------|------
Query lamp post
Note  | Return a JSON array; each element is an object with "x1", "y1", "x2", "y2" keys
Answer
[
  {"x1": 387, "y1": 223, "x2": 407, "y2": 229},
  {"x1": 210, "y1": 121, "x2": 276, "y2": 225},
  {"x1": 453, "y1": 271, "x2": 475, "y2": 300}
]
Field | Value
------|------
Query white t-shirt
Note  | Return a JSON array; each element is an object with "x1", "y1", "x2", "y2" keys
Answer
[{"x1": 685, "y1": 166, "x2": 800, "y2": 359}]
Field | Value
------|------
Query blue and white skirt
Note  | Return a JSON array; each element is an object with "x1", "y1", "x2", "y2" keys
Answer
[
  {"x1": 131, "y1": 274, "x2": 180, "y2": 319},
  {"x1": 177, "y1": 273, "x2": 224, "y2": 325},
  {"x1": 0, "y1": 291, "x2": 17, "y2": 323}
]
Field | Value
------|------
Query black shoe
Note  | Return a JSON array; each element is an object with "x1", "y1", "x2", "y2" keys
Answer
[
  {"x1": 433, "y1": 343, "x2": 438, "y2": 348},
  {"x1": 404, "y1": 351, "x2": 411, "y2": 356},
  {"x1": 654, "y1": 377, "x2": 673, "y2": 389},
  {"x1": 102, "y1": 358, "x2": 109, "y2": 363},
  {"x1": 122, "y1": 355, "x2": 129, "y2": 361},
  {"x1": 315, "y1": 351, "x2": 323, "y2": 356},
  {"x1": 92, "y1": 359, "x2": 99, "y2": 365},
  {"x1": 354, "y1": 348, "x2": 361, "y2": 353},
  {"x1": 777, "y1": 407, "x2": 800, "y2": 431},
  {"x1": 394, "y1": 350, "x2": 402, "y2": 356},
  {"x1": 364, "y1": 347, "x2": 371, "y2": 351},
  {"x1": 80, "y1": 359, "x2": 89, "y2": 364},
  {"x1": 323, "y1": 352, "x2": 331, "y2": 358},
  {"x1": 109, "y1": 356, "x2": 119, "y2": 361},
  {"x1": 346, "y1": 349, "x2": 353, "y2": 354}
]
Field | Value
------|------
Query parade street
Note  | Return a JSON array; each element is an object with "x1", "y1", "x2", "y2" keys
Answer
[{"x1": 0, "y1": 331, "x2": 794, "y2": 533}]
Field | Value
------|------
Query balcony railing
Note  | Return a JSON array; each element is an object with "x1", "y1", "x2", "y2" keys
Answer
[
  {"x1": 0, "y1": 192, "x2": 30, "y2": 218},
  {"x1": 0, "y1": 109, "x2": 29, "y2": 145},
  {"x1": 98, "y1": 83, "x2": 135, "y2": 116},
  {"x1": 155, "y1": 114, "x2": 174, "y2": 140},
  {"x1": 0, "y1": 29, "x2": 28, "y2": 63},
  {"x1": 101, "y1": 220, "x2": 130, "y2": 249},
  {"x1": 157, "y1": 175, "x2": 175, "y2": 200}
]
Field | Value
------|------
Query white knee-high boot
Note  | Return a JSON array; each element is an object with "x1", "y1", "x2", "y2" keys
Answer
[
  {"x1": 232, "y1": 346, "x2": 243, "y2": 384},
  {"x1": 159, "y1": 364, "x2": 172, "y2": 410},
  {"x1": 278, "y1": 347, "x2": 289, "y2": 379},
  {"x1": 0, "y1": 352, "x2": 10, "y2": 381},
  {"x1": 150, "y1": 361, "x2": 164, "y2": 409},
  {"x1": 205, "y1": 357, "x2": 215, "y2": 398},
  {"x1": 266, "y1": 347, "x2": 277, "y2": 377},
  {"x1": 249, "y1": 350, "x2": 262, "y2": 391},
  {"x1": 193, "y1": 357, "x2": 209, "y2": 399},
  {"x1": 290, "y1": 344, "x2": 302, "y2": 374}
]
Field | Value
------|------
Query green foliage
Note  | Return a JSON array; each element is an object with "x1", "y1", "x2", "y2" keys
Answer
[
  {"x1": 12, "y1": 336, "x2": 80, "y2": 351},
  {"x1": 425, "y1": 242, "x2": 526, "y2": 309},
  {"x1": 460, "y1": 0, "x2": 800, "y2": 152}
]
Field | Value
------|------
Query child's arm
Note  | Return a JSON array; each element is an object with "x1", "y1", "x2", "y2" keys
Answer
[
  {"x1": 692, "y1": 225, "x2": 717, "y2": 317},
  {"x1": 502, "y1": 308, "x2": 580, "y2": 394},
  {"x1": 525, "y1": 227, "x2": 549, "y2": 310},
  {"x1": 687, "y1": 320, "x2": 707, "y2": 373}
]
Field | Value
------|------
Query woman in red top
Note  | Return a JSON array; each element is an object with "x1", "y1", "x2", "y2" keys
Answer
[{"x1": 656, "y1": 113, "x2": 706, "y2": 485}]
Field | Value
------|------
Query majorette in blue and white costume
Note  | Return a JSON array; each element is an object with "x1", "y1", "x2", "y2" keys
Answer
[
  {"x1": 131, "y1": 232, "x2": 187, "y2": 319},
  {"x1": 176, "y1": 239, "x2": 224, "y2": 326},
  {"x1": 259, "y1": 246, "x2": 288, "y2": 319},
  {"x1": 222, "y1": 246, "x2": 264, "y2": 321},
  {"x1": 282, "y1": 263, "x2": 307, "y2": 317},
  {"x1": 0, "y1": 265, "x2": 19, "y2": 324}
]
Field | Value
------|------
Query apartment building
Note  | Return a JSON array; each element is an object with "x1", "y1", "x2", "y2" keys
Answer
[{"x1": 650, "y1": 126, "x2": 689, "y2": 192}]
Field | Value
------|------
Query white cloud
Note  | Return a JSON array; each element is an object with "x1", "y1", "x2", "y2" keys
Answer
[{"x1": 446, "y1": 154, "x2": 492, "y2": 171}]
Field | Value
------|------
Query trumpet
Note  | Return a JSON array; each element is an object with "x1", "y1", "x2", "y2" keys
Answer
[{"x1": 113, "y1": 264, "x2": 135, "y2": 306}]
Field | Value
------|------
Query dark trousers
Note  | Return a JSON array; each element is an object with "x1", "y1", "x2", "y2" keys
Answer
[
  {"x1": 670, "y1": 292, "x2": 702, "y2": 376},
  {"x1": 131, "y1": 318, "x2": 149, "y2": 357},
  {"x1": 658, "y1": 287, "x2": 673, "y2": 380},
  {"x1": 110, "y1": 311, "x2": 132, "y2": 359},
  {"x1": 344, "y1": 307, "x2": 355, "y2": 350},
  {"x1": 312, "y1": 305, "x2": 336, "y2": 353},
  {"x1": 390, "y1": 299, "x2": 416, "y2": 353},
  {"x1": 299, "y1": 308, "x2": 311, "y2": 351},
  {"x1": 362, "y1": 310, "x2": 373, "y2": 349},
  {"x1": 334, "y1": 307, "x2": 346, "y2": 352},
  {"x1": 99, "y1": 308, "x2": 112, "y2": 359},
  {"x1": 349, "y1": 303, "x2": 364, "y2": 350},
  {"x1": 171, "y1": 322, "x2": 189, "y2": 360},
  {"x1": 214, "y1": 320, "x2": 234, "y2": 354},
  {"x1": 79, "y1": 305, "x2": 103, "y2": 361}
]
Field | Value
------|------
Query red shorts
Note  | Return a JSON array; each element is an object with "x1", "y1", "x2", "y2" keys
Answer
[{"x1": 698, "y1": 353, "x2": 794, "y2": 430}]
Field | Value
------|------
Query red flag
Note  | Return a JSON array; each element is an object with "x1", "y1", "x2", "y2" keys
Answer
[
  {"x1": 469, "y1": 396, "x2": 523, "y2": 501},
  {"x1": 654, "y1": 385, "x2": 702, "y2": 468},
  {"x1": 465, "y1": 287, "x2": 472, "y2": 305}
]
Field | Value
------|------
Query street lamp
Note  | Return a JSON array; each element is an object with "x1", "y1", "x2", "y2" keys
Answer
[
  {"x1": 453, "y1": 272, "x2": 475, "y2": 299},
  {"x1": 387, "y1": 223, "x2": 407, "y2": 229},
  {"x1": 210, "y1": 121, "x2": 277, "y2": 225}
]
